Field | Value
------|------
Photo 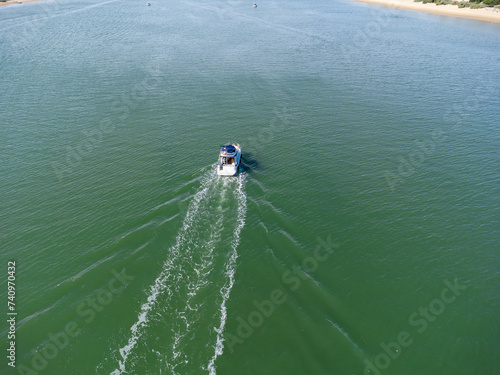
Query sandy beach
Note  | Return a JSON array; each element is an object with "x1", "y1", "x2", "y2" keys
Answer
[
  {"x1": 0, "y1": 0, "x2": 40, "y2": 6},
  {"x1": 355, "y1": 0, "x2": 500, "y2": 23}
]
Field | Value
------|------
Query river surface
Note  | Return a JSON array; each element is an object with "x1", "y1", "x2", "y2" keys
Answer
[{"x1": 1, "y1": 0, "x2": 499, "y2": 374}]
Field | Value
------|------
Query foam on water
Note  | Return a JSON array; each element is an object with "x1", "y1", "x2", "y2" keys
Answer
[
  {"x1": 207, "y1": 173, "x2": 247, "y2": 375},
  {"x1": 326, "y1": 318, "x2": 364, "y2": 355},
  {"x1": 110, "y1": 170, "x2": 247, "y2": 375}
]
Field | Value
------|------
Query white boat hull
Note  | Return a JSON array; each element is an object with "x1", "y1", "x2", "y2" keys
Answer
[{"x1": 217, "y1": 144, "x2": 241, "y2": 176}]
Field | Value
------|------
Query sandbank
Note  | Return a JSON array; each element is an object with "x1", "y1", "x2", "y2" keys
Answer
[
  {"x1": 354, "y1": 0, "x2": 500, "y2": 24},
  {"x1": 0, "y1": 0, "x2": 40, "y2": 7}
]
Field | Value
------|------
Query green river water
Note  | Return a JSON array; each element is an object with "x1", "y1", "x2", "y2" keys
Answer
[{"x1": 1, "y1": 0, "x2": 499, "y2": 374}]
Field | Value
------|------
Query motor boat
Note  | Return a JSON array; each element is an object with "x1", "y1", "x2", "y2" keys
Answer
[
  {"x1": 253, "y1": 3, "x2": 257, "y2": 8},
  {"x1": 217, "y1": 144, "x2": 241, "y2": 176}
]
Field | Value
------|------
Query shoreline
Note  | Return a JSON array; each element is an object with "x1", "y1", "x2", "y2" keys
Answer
[
  {"x1": 354, "y1": 0, "x2": 500, "y2": 24},
  {"x1": 0, "y1": 0, "x2": 40, "y2": 6},
  {"x1": 2, "y1": 0, "x2": 499, "y2": 24}
]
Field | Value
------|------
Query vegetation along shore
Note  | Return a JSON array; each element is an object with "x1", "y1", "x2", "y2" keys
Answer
[{"x1": 354, "y1": 0, "x2": 500, "y2": 23}]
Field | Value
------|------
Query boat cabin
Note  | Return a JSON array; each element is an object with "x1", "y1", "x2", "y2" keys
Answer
[
  {"x1": 220, "y1": 156, "x2": 235, "y2": 165},
  {"x1": 219, "y1": 145, "x2": 237, "y2": 165},
  {"x1": 217, "y1": 143, "x2": 241, "y2": 176}
]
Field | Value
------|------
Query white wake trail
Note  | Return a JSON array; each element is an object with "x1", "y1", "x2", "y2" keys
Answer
[
  {"x1": 110, "y1": 172, "x2": 217, "y2": 375},
  {"x1": 110, "y1": 171, "x2": 247, "y2": 375},
  {"x1": 207, "y1": 173, "x2": 247, "y2": 375}
]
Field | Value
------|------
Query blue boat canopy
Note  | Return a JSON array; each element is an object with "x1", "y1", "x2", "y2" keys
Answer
[{"x1": 220, "y1": 144, "x2": 236, "y2": 154}]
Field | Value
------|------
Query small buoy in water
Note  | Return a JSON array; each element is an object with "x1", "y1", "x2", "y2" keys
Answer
[
  {"x1": 147, "y1": 2, "x2": 151, "y2": 5},
  {"x1": 253, "y1": 3, "x2": 257, "y2": 7}
]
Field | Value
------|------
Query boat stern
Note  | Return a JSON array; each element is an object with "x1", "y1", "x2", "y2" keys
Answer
[
  {"x1": 216, "y1": 143, "x2": 241, "y2": 176},
  {"x1": 217, "y1": 164, "x2": 238, "y2": 176}
]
